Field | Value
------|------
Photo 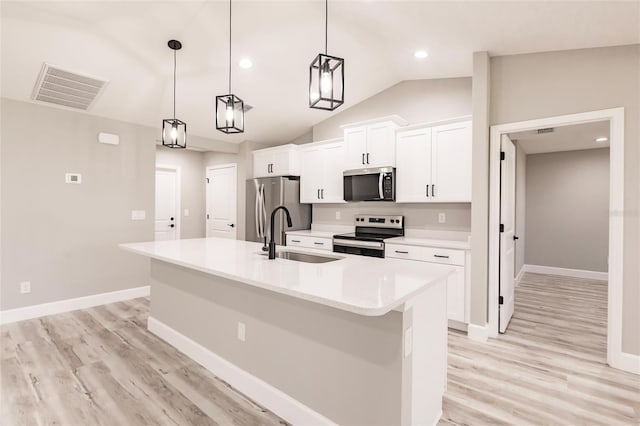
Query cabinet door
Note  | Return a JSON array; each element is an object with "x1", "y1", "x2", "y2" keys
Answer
[
  {"x1": 253, "y1": 151, "x2": 273, "y2": 178},
  {"x1": 431, "y1": 121, "x2": 472, "y2": 202},
  {"x1": 344, "y1": 126, "x2": 367, "y2": 170},
  {"x1": 447, "y1": 266, "x2": 466, "y2": 322},
  {"x1": 300, "y1": 147, "x2": 322, "y2": 203},
  {"x1": 270, "y1": 148, "x2": 291, "y2": 176},
  {"x1": 395, "y1": 128, "x2": 432, "y2": 202},
  {"x1": 319, "y1": 142, "x2": 345, "y2": 203},
  {"x1": 366, "y1": 122, "x2": 396, "y2": 167}
]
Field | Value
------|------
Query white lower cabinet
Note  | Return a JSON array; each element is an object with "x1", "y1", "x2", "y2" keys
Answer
[
  {"x1": 386, "y1": 243, "x2": 468, "y2": 324},
  {"x1": 286, "y1": 234, "x2": 332, "y2": 251}
]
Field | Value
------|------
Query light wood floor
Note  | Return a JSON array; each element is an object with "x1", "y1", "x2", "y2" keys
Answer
[
  {"x1": 1, "y1": 273, "x2": 638, "y2": 425},
  {"x1": 440, "y1": 272, "x2": 640, "y2": 425}
]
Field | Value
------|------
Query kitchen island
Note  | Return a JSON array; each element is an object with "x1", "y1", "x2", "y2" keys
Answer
[{"x1": 120, "y1": 237, "x2": 453, "y2": 426}]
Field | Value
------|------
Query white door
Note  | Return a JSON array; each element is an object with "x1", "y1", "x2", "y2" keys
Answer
[
  {"x1": 206, "y1": 164, "x2": 237, "y2": 239},
  {"x1": 344, "y1": 126, "x2": 367, "y2": 169},
  {"x1": 366, "y1": 122, "x2": 396, "y2": 167},
  {"x1": 155, "y1": 167, "x2": 179, "y2": 241},
  {"x1": 499, "y1": 135, "x2": 516, "y2": 333},
  {"x1": 395, "y1": 128, "x2": 432, "y2": 202},
  {"x1": 431, "y1": 121, "x2": 472, "y2": 202}
]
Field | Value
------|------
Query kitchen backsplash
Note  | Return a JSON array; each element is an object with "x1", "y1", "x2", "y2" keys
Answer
[{"x1": 312, "y1": 202, "x2": 471, "y2": 231}]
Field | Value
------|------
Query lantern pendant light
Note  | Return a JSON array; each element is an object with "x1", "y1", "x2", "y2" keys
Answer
[
  {"x1": 162, "y1": 40, "x2": 187, "y2": 149},
  {"x1": 216, "y1": 0, "x2": 244, "y2": 133},
  {"x1": 309, "y1": 0, "x2": 344, "y2": 111}
]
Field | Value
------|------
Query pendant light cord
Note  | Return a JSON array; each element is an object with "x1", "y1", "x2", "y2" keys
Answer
[
  {"x1": 228, "y1": 0, "x2": 232, "y2": 94},
  {"x1": 173, "y1": 48, "x2": 177, "y2": 119},
  {"x1": 325, "y1": 0, "x2": 328, "y2": 54}
]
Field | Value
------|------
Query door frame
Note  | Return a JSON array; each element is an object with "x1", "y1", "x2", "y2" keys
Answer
[
  {"x1": 488, "y1": 107, "x2": 625, "y2": 370},
  {"x1": 156, "y1": 164, "x2": 182, "y2": 240},
  {"x1": 205, "y1": 163, "x2": 238, "y2": 239}
]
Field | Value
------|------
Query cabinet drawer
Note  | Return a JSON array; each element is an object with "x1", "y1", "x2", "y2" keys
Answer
[
  {"x1": 286, "y1": 235, "x2": 332, "y2": 251},
  {"x1": 385, "y1": 243, "x2": 423, "y2": 261},
  {"x1": 421, "y1": 247, "x2": 465, "y2": 266}
]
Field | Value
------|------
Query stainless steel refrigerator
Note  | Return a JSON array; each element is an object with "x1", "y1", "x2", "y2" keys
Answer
[{"x1": 246, "y1": 176, "x2": 312, "y2": 246}]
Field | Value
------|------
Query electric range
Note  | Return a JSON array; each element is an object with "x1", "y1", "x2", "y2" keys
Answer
[{"x1": 332, "y1": 215, "x2": 404, "y2": 258}]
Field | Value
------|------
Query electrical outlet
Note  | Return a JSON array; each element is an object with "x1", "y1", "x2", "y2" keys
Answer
[
  {"x1": 237, "y1": 322, "x2": 246, "y2": 342},
  {"x1": 335, "y1": 211, "x2": 341, "y2": 220},
  {"x1": 438, "y1": 213, "x2": 446, "y2": 224},
  {"x1": 184, "y1": 209, "x2": 190, "y2": 217},
  {"x1": 20, "y1": 281, "x2": 31, "y2": 294}
]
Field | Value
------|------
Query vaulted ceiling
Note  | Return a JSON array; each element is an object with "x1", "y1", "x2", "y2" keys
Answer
[{"x1": 2, "y1": 1, "x2": 638, "y2": 145}]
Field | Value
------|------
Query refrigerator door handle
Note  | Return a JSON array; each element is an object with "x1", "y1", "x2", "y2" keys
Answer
[
  {"x1": 260, "y1": 184, "x2": 268, "y2": 240},
  {"x1": 254, "y1": 181, "x2": 261, "y2": 239}
]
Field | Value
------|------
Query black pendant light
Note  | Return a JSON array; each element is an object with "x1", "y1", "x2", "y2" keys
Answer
[
  {"x1": 162, "y1": 40, "x2": 187, "y2": 149},
  {"x1": 309, "y1": 0, "x2": 344, "y2": 111},
  {"x1": 216, "y1": 0, "x2": 244, "y2": 134}
]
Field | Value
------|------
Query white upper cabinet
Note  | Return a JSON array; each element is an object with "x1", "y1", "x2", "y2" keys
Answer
[
  {"x1": 343, "y1": 117, "x2": 406, "y2": 170},
  {"x1": 396, "y1": 120, "x2": 472, "y2": 203},
  {"x1": 431, "y1": 121, "x2": 472, "y2": 202},
  {"x1": 300, "y1": 140, "x2": 345, "y2": 204},
  {"x1": 252, "y1": 144, "x2": 300, "y2": 178}
]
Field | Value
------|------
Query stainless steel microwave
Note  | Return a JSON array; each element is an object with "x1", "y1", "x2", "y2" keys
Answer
[{"x1": 343, "y1": 167, "x2": 395, "y2": 202}]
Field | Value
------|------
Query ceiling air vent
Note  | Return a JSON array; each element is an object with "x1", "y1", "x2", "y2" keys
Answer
[
  {"x1": 536, "y1": 127, "x2": 554, "y2": 134},
  {"x1": 31, "y1": 63, "x2": 107, "y2": 110}
]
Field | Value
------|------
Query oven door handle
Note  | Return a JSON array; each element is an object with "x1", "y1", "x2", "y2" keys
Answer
[
  {"x1": 378, "y1": 173, "x2": 384, "y2": 199},
  {"x1": 333, "y1": 239, "x2": 384, "y2": 250}
]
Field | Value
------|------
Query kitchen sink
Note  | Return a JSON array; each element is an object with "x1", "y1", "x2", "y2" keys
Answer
[{"x1": 260, "y1": 250, "x2": 342, "y2": 264}]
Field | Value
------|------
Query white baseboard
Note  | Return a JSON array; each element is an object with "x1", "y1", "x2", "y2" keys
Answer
[
  {"x1": 523, "y1": 264, "x2": 608, "y2": 281},
  {"x1": 0, "y1": 286, "x2": 150, "y2": 325},
  {"x1": 147, "y1": 317, "x2": 336, "y2": 426},
  {"x1": 612, "y1": 351, "x2": 640, "y2": 375},
  {"x1": 515, "y1": 266, "x2": 525, "y2": 285},
  {"x1": 467, "y1": 323, "x2": 489, "y2": 342}
]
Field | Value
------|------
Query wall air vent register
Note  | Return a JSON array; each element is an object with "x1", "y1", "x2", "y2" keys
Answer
[{"x1": 31, "y1": 63, "x2": 108, "y2": 111}]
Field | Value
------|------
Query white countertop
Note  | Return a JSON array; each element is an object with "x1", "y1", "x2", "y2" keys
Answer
[{"x1": 120, "y1": 238, "x2": 454, "y2": 317}]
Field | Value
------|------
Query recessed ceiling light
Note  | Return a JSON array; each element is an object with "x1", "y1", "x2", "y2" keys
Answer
[
  {"x1": 239, "y1": 58, "x2": 253, "y2": 69},
  {"x1": 595, "y1": 137, "x2": 609, "y2": 143},
  {"x1": 414, "y1": 50, "x2": 428, "y2": 59}
]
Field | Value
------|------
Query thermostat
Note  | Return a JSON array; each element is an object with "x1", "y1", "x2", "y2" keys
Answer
[{"x1": 65, "y1": 173, "x2": 82, "y2": 184}]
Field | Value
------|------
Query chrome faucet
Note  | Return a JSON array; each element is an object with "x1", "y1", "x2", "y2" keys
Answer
[{"x1": 269, "y1": 205, "x2": 293, "y2": 259}]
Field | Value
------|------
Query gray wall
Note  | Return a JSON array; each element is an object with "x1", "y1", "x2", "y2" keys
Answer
[
  {"x1": 313, "y1": 78, "x2": 472, "y2": 141},
  {"x1": 1, "y1": 99, "x2": 154, "y2": 310},
  {"x1": 311, "y1": 77, "x2": 473, "y2": 230},
  {"x1": 489, "y1": 44, "x2": 639, "y2": 355},
  {"x1": 155, "y1": 147, "x2": 206, "y2": 239},
  {"x1": 525, "y1": 148, "x2": 609, "y2": 272},
  {"x1": 0, "y1": 98, "x2": 237, "y2": 311},
  {"x1": 515, "y1": 143, "x2": 527, "y2": 277}
]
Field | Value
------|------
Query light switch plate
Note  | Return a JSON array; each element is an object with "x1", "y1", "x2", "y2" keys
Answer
[
  {"x1": 438, "y1": 213, "x2": 446, "y2": 223},
  {"x1": 237, "y1": 322, "x2": 246, "y2": 342},
  {"x1": 184, "y1": 209, "x2": 190, "y2": 217},
  {"x1": 335, "y1": 211, "x2": 341, "y2": 220},
  {"x1": 131, "y1": 210, "x2": 146, "y2": 220}
]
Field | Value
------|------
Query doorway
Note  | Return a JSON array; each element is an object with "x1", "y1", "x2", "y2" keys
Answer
[
  {"x1": 488, "y1": 108, "x2": 626, "y2": 371},
  {"x1": 155, "y1": 165, "x2": 181, "y2": 241},
  {"x1": 206, "y1": 164, "x2": 238, "y2": 239}
]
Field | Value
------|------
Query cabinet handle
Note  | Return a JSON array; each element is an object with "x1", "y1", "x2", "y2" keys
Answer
[
  {"x1": 321, "y1": 189, "x2": 324, "y2": 199},
  {"x1": 434, "y1": 254, "x2": 449, "y2": 259},
  {"x1": 317, "y1": 189, "x2": 320, "y2": 199},
  {"x1": 432, "y1": 184, "x2": 435, "y2": 197},
  {"x1": 291, "y1": 239, "x2": 301, "y2": 243},
  {"x1": 395, "y1": 250, "x2": 409, "y2": 254},
  {"x1": 362, "y1": 153, "x2": 365, "y2": 165},
  {"x1": 426, "y1": 185, "x2": 429, "y2": 197},
  {"x1": 314, "y1": 242, "x2": 325, "y2": 245},
  {"x1": 366, "y1": 153, "x2": 370, "y2": 164}
]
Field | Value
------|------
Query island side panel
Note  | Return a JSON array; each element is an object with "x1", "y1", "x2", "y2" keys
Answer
[{"x1": 149, "y1": 259, "x2": 403, "y2": 426}]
